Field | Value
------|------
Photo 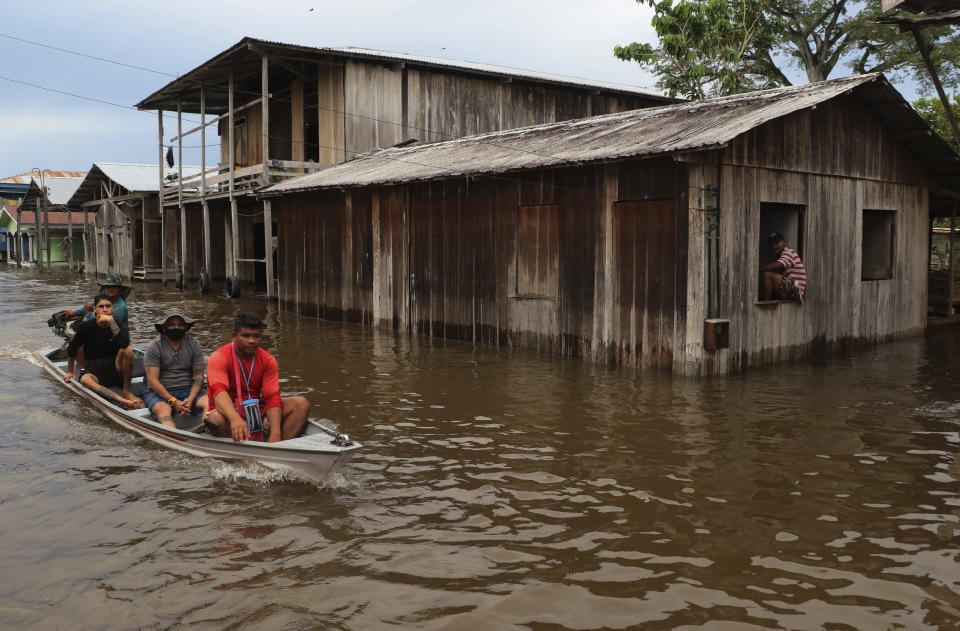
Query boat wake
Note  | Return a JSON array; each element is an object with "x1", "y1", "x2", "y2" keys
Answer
[
  {"x1": 208, "y1": 460, "x2": 358, "y2": 489},
  {"x1": 0, "y1": 345, "x2": 47, "y2": 367}
]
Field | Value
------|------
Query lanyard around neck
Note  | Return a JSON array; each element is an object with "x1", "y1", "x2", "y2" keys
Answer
[{"x1": 237, "y1": 352, "x2": 256, "y2": 400}]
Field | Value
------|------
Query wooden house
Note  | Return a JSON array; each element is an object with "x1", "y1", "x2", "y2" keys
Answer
[
  {"x1": 133, "y1": 37, "x2": 675, "y2": 295},
  {"x1": 68, "y1": 163, "x2": 201, "y2": 281},
  {"x1": 1, "y1": 171, "x2": 86, "y2": 266},
  {"x1": 6, "y1": 174, "x2": 85, "y2": 269},
  {"x1": 260, "y1": 74, "x2": 960, "y2": 375}
]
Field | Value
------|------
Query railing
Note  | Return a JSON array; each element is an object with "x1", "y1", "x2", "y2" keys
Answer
[{"x1": 161, "y1": 160, "x2": 328, "y2": 204}]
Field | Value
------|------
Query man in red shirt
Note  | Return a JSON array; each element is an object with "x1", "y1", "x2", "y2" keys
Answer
[{"x1": 205, "y1": 313, "x2": 309, "y2": 443}]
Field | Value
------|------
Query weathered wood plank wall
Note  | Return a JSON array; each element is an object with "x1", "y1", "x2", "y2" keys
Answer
[
  {"x1": 680, "y1": 95, "x2": 931, "y2": 375},
  {"x1": 85, "y1": 200, "x2": 134, "y2": 279},
  {"x1": 276, "y1": 188, "x2": 373, "y2": 324},
  {"x1": 272, "y1": 158, "x2": 684, "y2": 369}
]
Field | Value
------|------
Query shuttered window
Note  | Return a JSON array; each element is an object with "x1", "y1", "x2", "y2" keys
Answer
[{"x1": 515, "y1": 204, "x2": 559, "y2": 298}]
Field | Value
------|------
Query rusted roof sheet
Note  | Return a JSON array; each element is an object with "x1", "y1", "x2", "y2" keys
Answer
[
  {"x1": 69, "y1": 162, "x2": 203, "y2": 206},
  {"x1": 6, "y1": 210, "x2": 78, "y2": 227},
  {"x1": 136, "y1": 37, "x2": 674, "y2": 112},
  {"x1": 0, "y1": 171, "x2": 86, "y2": 184},
  {"x1": 264, "y1": 73, "x2": 960, "y2": 195}
]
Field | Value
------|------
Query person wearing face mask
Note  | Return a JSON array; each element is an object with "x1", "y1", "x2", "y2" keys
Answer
[{"x1": 142, "y1": 311, "x2": 221, "y2": 429}]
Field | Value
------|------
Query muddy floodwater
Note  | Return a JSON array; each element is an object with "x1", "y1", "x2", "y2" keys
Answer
[{"x1": 1, "y1": 266, "x2": 958, "y2": 630}]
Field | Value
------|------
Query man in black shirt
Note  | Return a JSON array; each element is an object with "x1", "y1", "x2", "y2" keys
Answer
[{"x1": 64, "y1": 293, "x2": 143, "y2": 409}]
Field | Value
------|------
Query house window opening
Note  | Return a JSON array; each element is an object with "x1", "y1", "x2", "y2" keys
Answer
[
  {"x1": 758, "y1": 202, "x2": 805, "y2": 301},
  {"x1": 862, "y1": 209, "x2": 895, "y2": 281}
]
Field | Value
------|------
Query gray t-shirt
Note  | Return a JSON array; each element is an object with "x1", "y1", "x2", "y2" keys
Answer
[{"x1": 143, "y1": 334, "x2": 205, "y2": 391}]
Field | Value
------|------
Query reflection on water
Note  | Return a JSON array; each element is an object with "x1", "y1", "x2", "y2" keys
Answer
[{"x1": 0, "y1": 266, "x2": 958, "y2": 629}]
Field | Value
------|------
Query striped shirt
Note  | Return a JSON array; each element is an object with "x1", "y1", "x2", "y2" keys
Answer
[{"x1": 778, "y1": 247, "x2": 807, "y2": 301}]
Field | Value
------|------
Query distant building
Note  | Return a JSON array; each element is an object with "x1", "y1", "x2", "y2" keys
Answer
[
  {"x1": 68, "y1": 163, "x2": 201, "y2": 281},
  {"x1": 0, "y1": 171, "x2": 86, "y2": 267}
]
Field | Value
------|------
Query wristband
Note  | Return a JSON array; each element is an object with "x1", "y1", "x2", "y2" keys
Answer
[{"x1": 168, "y1": 397, "x2": 178, "y2": 406}]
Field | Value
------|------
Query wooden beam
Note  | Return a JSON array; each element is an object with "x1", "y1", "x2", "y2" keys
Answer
[
  {"x1": 168, "y1": 96, "x2": 264, "y2": 142},
  {"x1": 201, "y1": 84, "x2": 212, "y2": 282},
  {"x1": 291, "y1": 77, "x2": 305, "y2": 169},
  {"x1": 158, "y1": 109, "x2": 166, "y2": 284},
  {"x1": 262, "y1": 53, "x2": 270, "y2": 180},
  {"x1": 229, "y1": 72, "x2": 235, "y2": 197},
  {"x1": 264, "y1": 199, "x2": 274, "y2": 299},
  {"x1": 178, "y1": 101, "x2": 187, "y2": 286}
]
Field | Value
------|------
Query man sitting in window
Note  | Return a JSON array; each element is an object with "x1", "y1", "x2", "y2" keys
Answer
[{"x1": 760, "y1": 232, "x2": 806, "y2": 303}]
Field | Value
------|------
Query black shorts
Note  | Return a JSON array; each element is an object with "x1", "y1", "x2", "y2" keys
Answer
[{"x1": 81, "y1": 357, "x2": 123, "y2": 388}]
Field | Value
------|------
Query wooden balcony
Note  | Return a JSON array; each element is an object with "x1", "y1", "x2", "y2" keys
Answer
[{"x1": 161, "y1": 160, "x2": 328, "y2": 206}]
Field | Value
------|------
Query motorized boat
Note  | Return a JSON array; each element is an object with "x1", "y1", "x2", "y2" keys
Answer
[{"x1": 40, "y1": 313, "x2": 361, "y2": 482}]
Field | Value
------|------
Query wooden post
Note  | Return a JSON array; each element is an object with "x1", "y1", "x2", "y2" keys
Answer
[
  {"x1": 178, "y1": 101, "x2": 186, "y2": 286},
  {"x1": 264, "y1": 199, "x2": 274, "y2": 299},
  {"x1": 68, "y1": 206, "x2": 73, "y2": 270},
  {"x1": 291, "y1": 78, "x2": 304, "y2": 168},
  {"x1": 15, "y1": 207, "x2": 21, "y2": 266},
  {"x1": 158, "y1": 109, "x2": 166, "y2": 284},
  {"x1": 229, "y1": 72, "x2": 239, "y2": 280},
  {"x1": 43, "y1": 182, "x2": 50, "y2": 271},
  {"x1": 34, "y1": 185, "x2": 41, "y2": 268},
  {"x1": 141, "y1": 195, "x2": 148, "y2": 274},
  {"x1": 201, "y1": 84, "x2": 212, "y2": 282},
  {"x1": 83, "y1": 207, "x2": 88, "y2": 273},
  {"x1": 261, "y1": 54, "x2": 273, "y2": 298},
  {"x1": 951, "y1": 204, "x2": 957, "y2": 316},
  {"x1": 261, "y1": 53, "x2": 270, "y2": 181}
]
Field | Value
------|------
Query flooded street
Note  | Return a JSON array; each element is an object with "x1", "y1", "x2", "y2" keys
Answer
[{"x1": 1, "y1": 266, "x2": 958, "y2": 629}]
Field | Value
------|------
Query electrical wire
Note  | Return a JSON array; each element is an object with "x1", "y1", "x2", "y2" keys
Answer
[
  {"x1": 0, "y1": 31, "x2": 661, "y2": 172},
  {"x1": 0, "y1": 33, "x2": 178, "y2": 77}
]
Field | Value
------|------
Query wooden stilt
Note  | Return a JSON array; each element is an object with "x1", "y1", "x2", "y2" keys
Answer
[{"x1": 158, "y1": 109, "x2": 166, "y2": 284}]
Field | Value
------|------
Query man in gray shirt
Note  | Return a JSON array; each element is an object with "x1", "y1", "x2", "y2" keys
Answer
[{"x1": 142, "y1": 311, "x2": 222, "y2": 429}]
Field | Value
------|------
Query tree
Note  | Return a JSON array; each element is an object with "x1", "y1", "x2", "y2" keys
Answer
[
  {"x1": 614, "y1": 0, "x2": 778, "y2": 100},
  {"x1": 617, "y1": 0, "x2": 960, "y2": 99},
  {"x1": 913, "y1": 94, "x2": 960, "y2": 155}
]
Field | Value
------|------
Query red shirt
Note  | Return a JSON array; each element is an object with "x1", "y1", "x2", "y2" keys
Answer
[{"x1": 207, "y1": 343, "x2": 282, "y2": 411}]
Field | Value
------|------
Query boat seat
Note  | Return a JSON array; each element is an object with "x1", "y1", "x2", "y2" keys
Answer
[{"x1": 171, "y1": 414, "x2": 205, "y2": 433}]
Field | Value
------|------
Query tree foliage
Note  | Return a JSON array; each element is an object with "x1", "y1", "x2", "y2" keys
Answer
[
  {"x1": 913, "y1": 94, "x2": 960, "y2": 155},
  {"x1": 614, "y1": 0, "x2": 777, "y2": 100},
  {"x1": 617, "y1": 0, "x2": 960, "y2": 99}
]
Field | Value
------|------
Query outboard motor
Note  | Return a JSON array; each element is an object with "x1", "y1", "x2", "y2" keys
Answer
[{"x1": 47, "y1": 311, "x2": 80, "y2": 341}]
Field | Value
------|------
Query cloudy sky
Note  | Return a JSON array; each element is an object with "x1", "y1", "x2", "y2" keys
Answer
[{"x1": 0, "y1": 0, "x2": 923, "y2": 179}]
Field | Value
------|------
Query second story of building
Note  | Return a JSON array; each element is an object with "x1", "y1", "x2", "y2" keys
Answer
[{"x1": 135, "y1": 37, "x2": 676, "y2": 201}]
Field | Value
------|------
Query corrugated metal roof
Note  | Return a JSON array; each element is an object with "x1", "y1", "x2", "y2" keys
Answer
[
  {"x1": 263, "y1": 74, "x2": 960, "y2": 196},
  {"x1": 136, "y1": 37, "x2": 674, "y2": 112},
  {"x1": 69, "y1": 162, "x2": 203, "y2": 205},
  {"x1": 20, "y1": 176, "x2": 86, "y2": 207}
]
